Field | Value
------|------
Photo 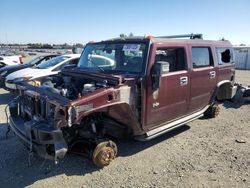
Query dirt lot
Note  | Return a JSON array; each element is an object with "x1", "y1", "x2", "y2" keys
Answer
[{"x1": 0, "y1": 70, "x2": 249, "y2": 188}]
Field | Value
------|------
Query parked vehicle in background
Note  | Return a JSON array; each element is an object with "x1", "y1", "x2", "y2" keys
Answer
[
  {"x1": 0, "y1": 54, "x2": 58, "y2": 88},
  {"x1": 28, "y1": 52, "x2": 37, "y2": 56},
  {"x1": 5, "y1": 54, "x2": 80, "y2": 91},
  {"x1": 72, "y1": 46, "x2": 84, "y2": 54},
  {"x1": 0, "y1": 55, "x2": 23, "y2": 68},
  {"x1": 8, "y1": 34, "x2": 239, "y2": 167}
]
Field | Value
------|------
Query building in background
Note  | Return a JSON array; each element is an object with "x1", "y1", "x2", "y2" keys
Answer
[{"x1": 234, "y1": 46, "x2": 250, "y2": 70}]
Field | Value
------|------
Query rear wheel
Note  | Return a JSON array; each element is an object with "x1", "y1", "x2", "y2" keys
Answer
[
  {"x1": 92, "y1": 140, "x2": 117, "y2": 167},
  {"x1": 204, "y1": 104, "x2": 220, "y2": 118}
]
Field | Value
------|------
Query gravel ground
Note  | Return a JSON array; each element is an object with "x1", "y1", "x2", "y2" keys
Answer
[{"x1": 0, "y1": 70, "x2": 249, "y2": 188}]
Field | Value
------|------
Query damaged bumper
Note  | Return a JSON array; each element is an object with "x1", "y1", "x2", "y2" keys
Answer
[{"x1": 9, "y1": 105, "x2": 68, "y2": 161}]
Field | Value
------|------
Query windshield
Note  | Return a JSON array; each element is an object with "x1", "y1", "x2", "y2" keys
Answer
[
  {"x1": 36, "y1": 56, "x2": 69, "y2": 69},
  {"x1": 26, "y1": 56, "x2": 44, "y2": 66},
  {"x1": 77, "y1": 43, "x2": 147, "y2": 74}
]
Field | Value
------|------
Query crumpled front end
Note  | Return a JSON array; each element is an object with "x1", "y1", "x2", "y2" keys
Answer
[
  {"x1": 8, "y1": 88, "x2": 69, "y2": 162},
  {"x1": 8, "y1": 71, "x2": 143, "y2": 165}
]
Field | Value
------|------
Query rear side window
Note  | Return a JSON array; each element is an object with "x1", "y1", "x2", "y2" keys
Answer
[
  {"x1": 216, "y1": 48, "x2": 234, "y2": 65},
  {"x1": 154, "y1": 47, "x2": 186, "y2": 72},
  {"x1": 192, "y1": 47, "x2": 213, "y2": 68}
]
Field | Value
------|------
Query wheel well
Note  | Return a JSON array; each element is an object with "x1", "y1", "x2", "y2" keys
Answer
[{"x1": 77, "y1": 112, "x2": 132, "y2": 139}]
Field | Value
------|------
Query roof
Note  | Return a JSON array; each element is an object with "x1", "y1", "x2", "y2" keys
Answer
[
  {"x1": 152, "y1": 38, "x2": 232, "y2": 46},
  {"x1": 233, "y1": 46, "x2": 250, "y2": 48},
  {"x1": 98, "y1": 35, "x2": 232, "y2": 46}
]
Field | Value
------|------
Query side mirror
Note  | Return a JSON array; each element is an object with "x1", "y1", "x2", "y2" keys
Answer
[{"x1": 151, "y1": 61, "x2": 170, "y2": 91}]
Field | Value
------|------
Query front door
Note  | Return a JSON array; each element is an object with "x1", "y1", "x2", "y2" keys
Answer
[{"x1": 144, "y1": 44, "x2": 190, "y2": 130}]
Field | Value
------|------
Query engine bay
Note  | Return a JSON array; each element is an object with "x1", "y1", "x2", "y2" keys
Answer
[{"x1": 38, "y1": 75, "x2": 109, "y2": 100}]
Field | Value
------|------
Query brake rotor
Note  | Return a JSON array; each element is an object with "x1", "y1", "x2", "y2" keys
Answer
[{"x1": 92, "y1": 140, "x2": 117, "y2": 167}]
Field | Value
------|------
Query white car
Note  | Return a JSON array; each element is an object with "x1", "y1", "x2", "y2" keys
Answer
[
  {"x1": 5, "y1": 54, "x2": 80, "y2": 90},
  {"x1": 0, "y1": 55, "x2": 23, "y2": 67},
  {"x1": 88, "y1": 54, "x2": 115, "y2": 67}
]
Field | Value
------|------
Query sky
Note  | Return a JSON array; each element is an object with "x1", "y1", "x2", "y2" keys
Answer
[{"x1": 0, "y1": 0, "x2": 250, "y2": 45}]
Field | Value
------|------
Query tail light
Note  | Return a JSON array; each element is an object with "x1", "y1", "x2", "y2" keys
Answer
[{"x1": 19, "y1": 56, "x2": 23, "y2": 64}]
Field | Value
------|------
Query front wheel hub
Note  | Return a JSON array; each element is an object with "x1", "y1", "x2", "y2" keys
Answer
[{"x1": 92, "y1": 140, "x2": 117, "y2": 167}]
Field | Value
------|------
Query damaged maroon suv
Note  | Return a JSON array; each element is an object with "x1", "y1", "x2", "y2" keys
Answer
[{"x1": 8, "y1": 34, "x2": 237, "y2": 167}]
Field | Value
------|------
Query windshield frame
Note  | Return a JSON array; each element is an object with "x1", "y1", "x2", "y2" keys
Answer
[{"x1": 77, "y1": 40, "x2": 150, "y2": 75}]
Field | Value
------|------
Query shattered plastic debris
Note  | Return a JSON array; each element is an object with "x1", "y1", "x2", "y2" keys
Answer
[{"x1": 235, "y1": 139, "x2": 246, "y2": 143}]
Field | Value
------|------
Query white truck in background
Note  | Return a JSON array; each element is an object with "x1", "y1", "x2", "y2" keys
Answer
[{"x1": 0, "y1": 55, "x2": 23, "y2": 68}]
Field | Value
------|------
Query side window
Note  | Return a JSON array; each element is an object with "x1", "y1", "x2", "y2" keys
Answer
[
  {"x1": 70, "y1": 58, "x2": 79, "y2": 65},
  {"x1": 53, "y1": 60, "x2": 71, "y2": 71},
  {"x1": 216, "y1": 48, "x2": 234, "y2": 65},
  {"x1": 192, "y1": 47, "x2": 213, "y2": 68},
  {"x1": 54, "y1": 58, "x2": 79, "y2": 71},
  {"x1": 154, "y1": 47, "x2": 186, "y2": 72}
]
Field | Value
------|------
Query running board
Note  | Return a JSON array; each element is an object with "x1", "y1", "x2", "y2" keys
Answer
[{"x1": 135, "y1": 105, "x2": 210, "y2": 141}]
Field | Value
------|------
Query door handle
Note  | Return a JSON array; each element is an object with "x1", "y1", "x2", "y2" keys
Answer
[
  {"x1": 180, "y1": 76, "x2": 188, "y2": 86},
  {"x1": 210, "y1": 71, "x2": 216, "y2": 79}
]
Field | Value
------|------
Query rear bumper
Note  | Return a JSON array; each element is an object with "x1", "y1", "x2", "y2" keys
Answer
[{"x1": 9, "y1": 115, "x2": 68, "y2": 161}]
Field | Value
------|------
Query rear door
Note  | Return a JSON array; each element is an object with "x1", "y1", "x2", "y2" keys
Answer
[
  {"x1": 144, "y1": 44, "x2": 190, "y2": 129},
  {"x1": 188, "y1": 46, "x2": 217, "y2": 113}
]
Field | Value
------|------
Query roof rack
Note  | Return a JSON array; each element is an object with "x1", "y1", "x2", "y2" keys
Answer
[{"x1": 155, "y1": 33, "x2": 203, "y2": 39}]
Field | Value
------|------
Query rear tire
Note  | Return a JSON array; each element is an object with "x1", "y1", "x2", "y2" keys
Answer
[
  {"x1": 204, "y1": 104, "x2": 220, "y2": 118},
  {"x1": 92, "y1": 140, "x2": 117, "y2": 167}
]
